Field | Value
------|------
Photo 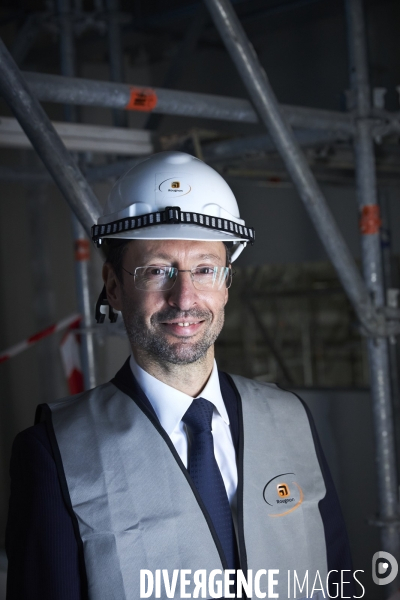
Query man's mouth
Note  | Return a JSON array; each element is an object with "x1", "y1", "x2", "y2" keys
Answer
[{"x1": 160, "y1": 320, "x2": 205, "y2": 336}]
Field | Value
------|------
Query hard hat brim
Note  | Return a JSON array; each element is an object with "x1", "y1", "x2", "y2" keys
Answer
[{"x1": 101, "y1": 223, "x2": 246, "y2": 243}]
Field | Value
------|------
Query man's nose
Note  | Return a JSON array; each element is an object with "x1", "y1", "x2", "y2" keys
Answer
[{"x1": 166, "y1": 271, "x2": 198, "y2": 310}]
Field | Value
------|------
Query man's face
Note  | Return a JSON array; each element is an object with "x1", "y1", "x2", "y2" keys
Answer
[{"x1": 104, "y1": 239, "x2": 229, "y2": 365}]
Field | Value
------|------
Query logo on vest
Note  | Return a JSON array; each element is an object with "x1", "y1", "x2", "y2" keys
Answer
[
  {"x1": 263, "y1": 473, "x2": 304, "y2": 517},
  {"x1": 277, "y1": 483, "x2": 290, "y2": 497}
]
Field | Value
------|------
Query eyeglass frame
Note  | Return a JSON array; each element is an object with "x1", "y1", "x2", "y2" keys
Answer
[{"x1": 121, "y1": 265, "x2": 235, "y2": 291}]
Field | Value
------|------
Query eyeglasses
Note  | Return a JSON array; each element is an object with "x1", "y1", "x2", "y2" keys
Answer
[{"x1": 122, "y1": 265, "x2": 233, "y2": 291}]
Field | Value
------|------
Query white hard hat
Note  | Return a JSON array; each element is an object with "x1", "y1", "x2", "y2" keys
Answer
[{"x1": 91, "y1": 151, "x2": 255, "y2": 261}]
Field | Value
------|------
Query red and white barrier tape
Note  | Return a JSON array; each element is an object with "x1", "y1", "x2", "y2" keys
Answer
[
  {"x1": 0, "y1": 313, "x2": 81, "y2": 364},
  {"x1": 60, "y1": 319, "x2": 84, "y2": 395}
]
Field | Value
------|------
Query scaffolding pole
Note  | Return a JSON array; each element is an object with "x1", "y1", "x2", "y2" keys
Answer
[
  {"x1": 203, "y1": 0, "x2": 400, "y2": 579},
  {"x1": 203, "y1": 128, "x2": 350, "y2": 162},
  {"x1": 57, "y1": 0, "x2": 97, "y2": 390},
  {"x1": 202, "y1": 0, "x2": 389, "y2": 339},
  {"x1": 0, "y1": 38, "x2": 101, "y2": 235},
  {"x1": 346, "y1": 0, "x2": 399, "y2": 586},
  {"x1": 22, "y1": 70, "x2": 356, "y2": 134},
  {"x1": 0, "y1": 35, "x2": 102, "y2": 391},
  {"x1": 105, "y1": 0, "x2": 128, "y2": 128}
]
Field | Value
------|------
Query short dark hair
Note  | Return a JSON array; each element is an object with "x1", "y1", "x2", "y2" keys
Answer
[
  {"x1": 224, "y1": 243, "x2": 233, "y2": 266},
  {"x1": 103, "y1": 238, "x2": 131, "y2": 283},
  {"x1": 103, "y1": 238, "x2": 233, "y2": 284}
]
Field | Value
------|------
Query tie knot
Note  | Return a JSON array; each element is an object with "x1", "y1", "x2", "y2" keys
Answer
[{"x1": 182, "y1": 397, "x2": 214, "y2": 434}]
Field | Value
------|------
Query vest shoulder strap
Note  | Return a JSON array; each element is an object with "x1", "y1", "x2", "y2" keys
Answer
[{"x1": 229, "y1": 373, "x2": 329, "y2": 595}]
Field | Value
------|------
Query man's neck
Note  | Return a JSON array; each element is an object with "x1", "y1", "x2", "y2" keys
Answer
[{"x1": 131, "y1": 347, "x2": 215, "y2": 397}]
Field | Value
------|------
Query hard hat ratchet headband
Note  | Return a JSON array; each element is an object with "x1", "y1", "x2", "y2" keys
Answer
[{"x1": 92, "y1": 206, "x2": 255, "y2": 247}]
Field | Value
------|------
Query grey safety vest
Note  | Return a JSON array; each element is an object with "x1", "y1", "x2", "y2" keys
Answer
[{"x1": 46, "y1": 374, "x2": 327, "y2": 599}]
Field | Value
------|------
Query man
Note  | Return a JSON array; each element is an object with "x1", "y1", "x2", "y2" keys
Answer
[{"x1": 6, "y1": 151, "x2": 353, "y2": 599}]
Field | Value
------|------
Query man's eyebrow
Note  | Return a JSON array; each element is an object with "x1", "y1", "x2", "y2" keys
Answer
[{"x1": 194, "y1": 253, "x2": 223, "y2": 262}]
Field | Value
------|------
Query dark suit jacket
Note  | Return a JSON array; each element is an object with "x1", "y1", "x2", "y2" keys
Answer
[{"x1": 6, "y1": 360, "x2": 353, "y2": 599}]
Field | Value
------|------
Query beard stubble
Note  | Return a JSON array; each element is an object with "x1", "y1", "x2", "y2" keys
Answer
[{"x1": 120, "y1": 289, "x2": 225, "y2": 365}]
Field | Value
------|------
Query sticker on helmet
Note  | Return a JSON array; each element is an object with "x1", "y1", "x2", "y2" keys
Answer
[{"x1": 156, "y1": 176, "x2": 192, "y2": 198}]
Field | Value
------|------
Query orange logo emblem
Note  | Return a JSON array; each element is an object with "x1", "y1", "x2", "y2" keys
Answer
[
  {"x1": 263, "y1": 473, "x2": 303, "y2": 517},
  {"x1": 171, "y1": 181, "x2": 180, "y2": 188},
  {"x1": 277, "y1": 483, "x2": 290, "y2": 497}
]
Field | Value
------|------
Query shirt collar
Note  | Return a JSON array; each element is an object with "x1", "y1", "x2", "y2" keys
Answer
[{"x1": 129, "y1": 355, "x2": 229, "y2": 436}]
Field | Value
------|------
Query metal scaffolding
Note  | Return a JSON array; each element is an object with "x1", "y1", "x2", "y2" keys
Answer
[
  {"x1": 0, "y1": 38, "x2": 101, "y2": 235},
  {"x1": 345, "y1": 0, "x2": 400, "y2": 590},
  {"x1": 202, "y1": 0, "x2": 399, "y2": 334},
  {"x1": 0, "y1": 0, "x2": 399, "y2": 585},
  {"x1": 201, "y1": 0, "x2": 400, "y2": 587},
  {"x1": 57, "y1": 0, "x2": 97, "y2": 390},
  {"x1": 20, "y1": 69, "x2": 400, "y2": 138},
  {"x1": 22, "y1": 69, "x2": 356, "y2": 133},
  {"x1": 105, "y1": 0, "x2": 128, "y2": 129}
]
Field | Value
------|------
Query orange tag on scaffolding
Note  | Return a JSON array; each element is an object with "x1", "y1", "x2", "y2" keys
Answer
[
  {"x1": 125, "y1": 87, "x2": 158, "y2": 111},
  {"x1": 359, "y1": 204, "x2": 382, "y2": 235},
  {"x1": 75, "y1": 239, "x2": 90, "y2": 261}
]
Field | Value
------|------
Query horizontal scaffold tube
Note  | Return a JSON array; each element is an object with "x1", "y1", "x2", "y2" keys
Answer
[{"x1": 22, "y1": 71, "x2": 355, "y2": 134}]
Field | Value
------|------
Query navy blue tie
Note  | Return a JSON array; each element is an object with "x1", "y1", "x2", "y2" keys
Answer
[{"x1": 182, "y1": 397, "x2": 237, "y2": 570}]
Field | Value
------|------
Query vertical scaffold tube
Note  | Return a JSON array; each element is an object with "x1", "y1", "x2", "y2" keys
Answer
[
  {"x1": 57, "y1": 0, "x2": 97, "y2": 390},
  {"x1": 105, "y1": 0, "x2": 128, "y2": 128},
  {"x1": 346, "y1": 0, "x2": 399, "y2": 587}
]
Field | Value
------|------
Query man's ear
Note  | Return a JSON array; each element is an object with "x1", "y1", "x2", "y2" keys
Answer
[{"x1": 102, "y1": 262, "x2": 123, "y2": 311}]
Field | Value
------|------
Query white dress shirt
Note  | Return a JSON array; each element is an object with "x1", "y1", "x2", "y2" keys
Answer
[{"x1": 129, "y1": 355, "x2": 238, "y2": 508}]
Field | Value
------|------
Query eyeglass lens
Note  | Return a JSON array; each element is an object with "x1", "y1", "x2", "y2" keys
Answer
[{"x1": 134, "y1": 266, "x2": 232, "y2": 291}]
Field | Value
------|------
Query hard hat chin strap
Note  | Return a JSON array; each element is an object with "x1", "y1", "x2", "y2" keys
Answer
[
  {"x1": 230, "y1": 242, "x2": 246, "y2": 262},
  {"x1": 95, "y1": 286, "x2": 120, "y2": 324}
]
